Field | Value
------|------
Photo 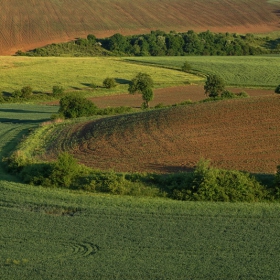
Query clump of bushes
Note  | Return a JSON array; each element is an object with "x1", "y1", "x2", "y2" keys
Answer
[
  {"x1": 11, "y1": 86, "x2": 33, "y2": 99},
  {"x1": 58, "y1": 95, "x2": 98, "y2": 118},
  {"x1": 103, "y1": 77, "x2": 116, "y2": 89},
  {"x1": 159, "y1": 159, "x2": 268, "y2": 202},
  {"x1": 4, "y1": 150, "x2": 277, "y2": 202}
]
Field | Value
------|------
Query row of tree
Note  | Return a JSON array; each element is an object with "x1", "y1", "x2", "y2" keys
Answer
[{"x1": 20, "y1": 30, "x2": 279, "y2": 57}]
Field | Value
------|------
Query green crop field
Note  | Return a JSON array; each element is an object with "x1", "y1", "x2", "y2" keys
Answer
[
  {"x1": 1, "y1": 56, "x2": 280, "y2": 278},
  {"x1": 1, "y1": 181, "x2": 280, "y2": 279},
  {"x1": 0, "y1": 56, "x2": 201, "y2": 94},
  {"x1": 125, "y1": 55, "x2": 280, "y2": 88}
]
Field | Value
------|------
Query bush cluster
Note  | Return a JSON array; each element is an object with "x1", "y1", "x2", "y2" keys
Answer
[{"x1": 4, "y1": 151, "x2": 278, "y2": 202}]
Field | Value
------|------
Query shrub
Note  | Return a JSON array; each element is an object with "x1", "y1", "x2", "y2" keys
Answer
[
  {"x1": 52, "y1": 85, "x2": 64, "y2": 96},
  {"x1": 21, "y1": 86, "x2": 33, "y2": 98},
  {"x1": 221, "y1": 90, "x2": 235, "y2": 99},
  {"x1": 103, "y1": 77, "x2": 116, "y2": 88},
  {"x1": 158, "y1": 159, "x2": 267, "y2": 202},
  {"x1": 58, "y1": 95, "x2": 97, "y2": 118}
]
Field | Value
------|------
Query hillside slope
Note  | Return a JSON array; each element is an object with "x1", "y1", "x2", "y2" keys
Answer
[
  {"x1": 44, "y1": 95, "x2": 280, "y2": 174},
  {"x1": 1, "y1": 0, "x2": 280, "y2": 55}
]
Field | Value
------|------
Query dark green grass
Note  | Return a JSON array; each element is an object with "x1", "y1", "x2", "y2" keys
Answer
[{"x1": 1, "y1": 181, "x2": 280, "y2": 279}]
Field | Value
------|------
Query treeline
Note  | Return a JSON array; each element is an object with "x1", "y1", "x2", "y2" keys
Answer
[{"x1": 18, "y1": 30, "x2": 280, "y2": 57}]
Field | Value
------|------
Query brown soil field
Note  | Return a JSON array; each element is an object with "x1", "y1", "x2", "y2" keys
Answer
[
  {"x1": 1, "y1": 0, "x2": 280, "y2": 55},
  {"x1": 44, "y1": 94, "x2": 280, "y2": 174},
  {"x1": 89, "y1": 85, "x2": 275, "y2": 108}
]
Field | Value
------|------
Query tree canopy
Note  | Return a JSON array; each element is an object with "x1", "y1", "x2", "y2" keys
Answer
[
  {"x1": 128, "y1": 72, "x2": 154, "y2": 108},
  {"x1": 204, "y1": 74, "x2": 225, "y2": 98}
]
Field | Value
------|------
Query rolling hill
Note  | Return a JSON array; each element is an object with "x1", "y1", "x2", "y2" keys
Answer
[
  {"x1": 1, "y1": 0, "x2": 280, "y2": 55},
  {"x1": 42, "y1": 95, "x2": 280, "y2": 174}
]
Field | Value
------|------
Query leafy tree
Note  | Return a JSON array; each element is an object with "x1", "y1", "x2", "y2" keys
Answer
[
  {"x1": 275, "y1": 84, "x2": 280, "y2": 94},
  {"x1": 103, "y1": 77, "x2": 116, "y2": 89},
  {"x1": 204, "y1": 74, "x2": 225, "y2": 98},
  {"x1": 58, "y1": 95, "x2": 97, "y2": 118},
  {"x1": 128, "y1": 72, "x2": 154, "y2": 108}
]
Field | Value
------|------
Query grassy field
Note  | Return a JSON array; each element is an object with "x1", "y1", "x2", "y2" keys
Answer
[
  {"x1": 1, "y1": 180, "x2": 280, "y2": 279},
  {"x1": 0, "y1": 56, "x2": 200, "y2": 94},
  {"x1": 125, "y1": 55, "x2": 280, "y2": 88}
]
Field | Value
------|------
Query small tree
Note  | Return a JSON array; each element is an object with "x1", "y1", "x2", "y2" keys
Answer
[
  {"x1": 181, "y1": 61, "x2": 191, "y2": 72},
  {"x1": 128, "y1": 72, "x2": 154, "y2": 108},
  {"x1": 275, "y1": 84, "x2": 280, "y2": 94},
  {"x1": 204, "y1": 74, "x2": 225, "y2": 98},
  {"x1": 103, "y1": 77, "x2": 116, "y2": 89}
]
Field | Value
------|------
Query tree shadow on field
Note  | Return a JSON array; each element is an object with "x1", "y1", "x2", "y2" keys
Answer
[
  {"x1": 115, "y1": 78, "x2": 130, "y2": 85},
  {"x1": 147, "y1": 163, "x2": 194, "y2": 174},
  {"x1": 0, "y1": 117, "x2": 50, "y2": 124},
  {"x1": 0, "y1": 108, "x2": 48, "y2": 114}
]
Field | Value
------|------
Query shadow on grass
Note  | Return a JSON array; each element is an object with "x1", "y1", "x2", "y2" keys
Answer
[
  {"x1": 0, "y1": 108, "x2": 50, "y2": 114},
  {"x1": 0, "y1": 118, "x2": 50, "y2": 124},
  {"x1": 115, "y1": 78, "x2": 131, "y2": 85}
]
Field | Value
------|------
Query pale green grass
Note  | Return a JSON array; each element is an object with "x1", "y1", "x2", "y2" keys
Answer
[
  {"x1": 125, "y1": 55, "x2": 280, "y2": 88},
  {"x1": 0, "y1": 56, "x2": 201, "y2": 94}
]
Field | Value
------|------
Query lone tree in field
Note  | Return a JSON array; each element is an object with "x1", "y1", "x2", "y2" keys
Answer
[
  {"x1": 128, "y1": 72, "x2": 154, "y2": 108},
  {"x1": 181, "y1": 61, "x2": 191, "y2": 72},
  {"x1": 204, "y1": 74, "x2": 225, "y2": 98},
  {"x1": 275, "y1": 84, "x2": 280, "y2": 94}
]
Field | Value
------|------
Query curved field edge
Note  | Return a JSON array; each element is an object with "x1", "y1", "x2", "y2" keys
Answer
[
  {"x1": 25, "y1": 95, "x2": 280, "y2": 174},
  {"x1": 1, "y1": 181, "x2": 280, "y2": 279}
]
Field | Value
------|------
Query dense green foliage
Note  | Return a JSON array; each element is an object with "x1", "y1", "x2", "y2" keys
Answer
[
  {"x1": 204, "y1": 74, "x2": 226, "y2": 97},
  {"x1": 58, "y1": 95, "x2": 98, "y2": 118},
  {"x1": 20, "y1": 30, "x2": 280, "y2": 57},
  {"x1": 4, "y1": 148, "x2": 275, "y2": 202},
  {"x1": 102, "y1": 77, "x2": 117, "y2": 89}
]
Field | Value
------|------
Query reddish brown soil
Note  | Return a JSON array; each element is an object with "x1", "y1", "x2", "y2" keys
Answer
[
  {"x1": 89, "y1": 85, "x2": 275, "y2": 108},
  {"x1": 1, "y1": 0, "x2": 280, "y2": 55},
  {"x1": 44, "y1": 95, "x2": 280, "y2": 174}
]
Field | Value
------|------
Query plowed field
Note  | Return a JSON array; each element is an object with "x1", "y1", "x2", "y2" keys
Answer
[
  {"x1": 1, "y1": 0, "x2": 280, "y2": 55},
  {"x1": 44, "y1": 95, "x2": 280, "y2": 174}
]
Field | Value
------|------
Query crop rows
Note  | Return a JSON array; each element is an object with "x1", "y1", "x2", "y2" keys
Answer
[{"x1": 1, "y1": 181, "x2": 280, "y2": 279}]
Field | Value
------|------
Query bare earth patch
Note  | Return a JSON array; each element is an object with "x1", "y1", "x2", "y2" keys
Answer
[
  {"x1": 44, "y1": 93, "x2": 280, "y2": 175},
  {"x1": 89, "y1": 85, "x2": 274, "y2": 108}
]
